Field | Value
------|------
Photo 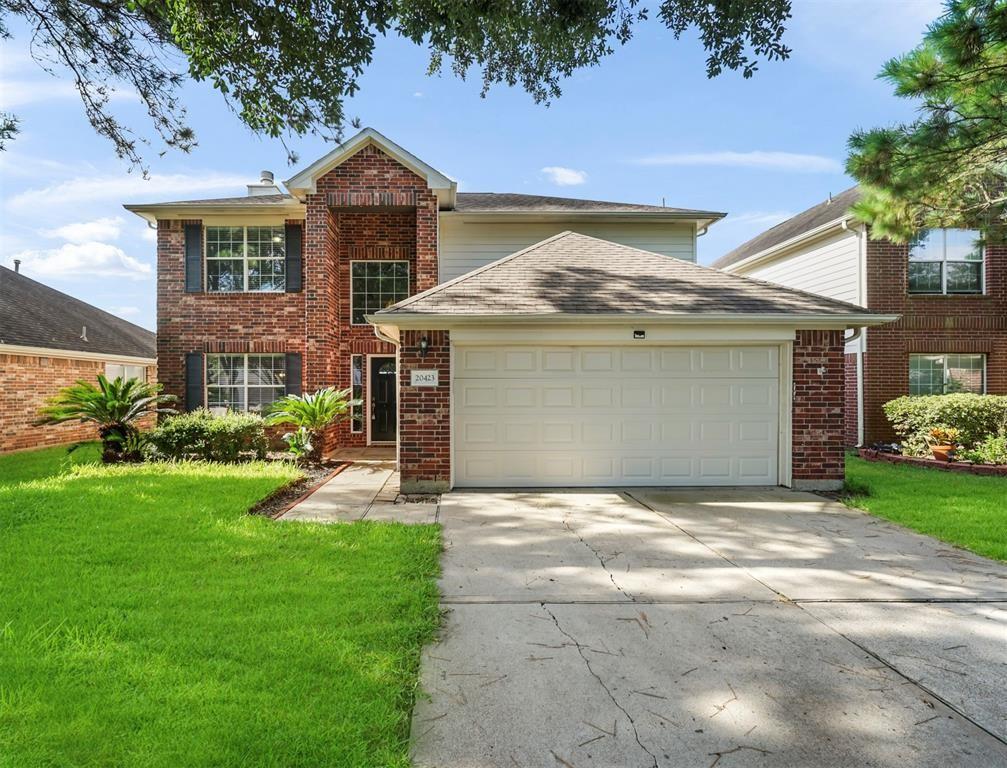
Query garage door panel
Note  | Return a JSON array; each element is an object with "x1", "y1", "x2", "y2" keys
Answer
[{"x1": 454, "y1": 345, "x2": 780, "y2": 487}]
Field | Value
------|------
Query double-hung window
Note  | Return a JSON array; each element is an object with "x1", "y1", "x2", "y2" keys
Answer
[
  {"x1": 206, "y1": 354, "x2": 286, "y2": 411},
  {"x1": 909, "y1": 354, "x2": 986, "y2": 395},
  {"x1": 350, "y1": 261, "x2": 410, "y2": 324},
  {"x1": 206, "y1": 226, "x2": 286, "y2": 292},
  {"x1": 908, "y1": 229, "x2": 984, "y2": 294}
]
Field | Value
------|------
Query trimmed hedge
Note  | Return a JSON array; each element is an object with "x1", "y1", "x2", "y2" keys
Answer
[
  {"x1": 883, "y1": 393, "x2": 1007, "y2": 457},
  {"x1": 150, "y1": 409, "x2": 268, "y2": 462}
]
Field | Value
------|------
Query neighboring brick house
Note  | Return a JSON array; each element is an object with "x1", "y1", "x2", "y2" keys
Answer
[
  {"x1": 0, "y1": 264, "x2": 157, "y2": 453},
  {"x1": 714, "y1": 186, "x2": 1006, "y2": 445},
  {"x1": 128, "y1": 128, "x2": 893, "y2": 491}
]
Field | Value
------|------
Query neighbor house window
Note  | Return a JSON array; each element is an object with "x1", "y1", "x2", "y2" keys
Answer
[
  {"x1": 909, "y1": 354, "x2": 986, "y2": 395},
  {"x1": 206, "y1": 226, "x2": 286, "y2": 292},
  {"x1": 350, "y1": 355, "x2": 363, "y2": 433},
  {"x1": 907, "y1": 229, "x2": 983, "y2": 294},
  {"x1": 350, "y1": 261, "x2": 409, "y2": 324},
  {"x1": 105, "y1": 363, "x2": 146, "y2": 381},
  {"x1": 205, "y1": 354, "x2": 286, "y2": 411}
]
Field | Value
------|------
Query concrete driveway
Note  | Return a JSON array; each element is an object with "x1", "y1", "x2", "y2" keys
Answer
[{"x1": 410, "y1": 488, "x2": 1007, "y2": 767}]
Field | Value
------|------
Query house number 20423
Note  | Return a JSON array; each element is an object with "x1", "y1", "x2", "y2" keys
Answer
[{"x1": 410, "y1": 370, "x2": 439, "y2": 387}]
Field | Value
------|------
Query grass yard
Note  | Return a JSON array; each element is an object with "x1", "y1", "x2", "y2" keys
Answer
[
  {"x1": 845, "y1": 455, "x2": 1007, "y2": 561},
  {"x1": 0, "y1": 444, "x2": 441, "y2": 767}
]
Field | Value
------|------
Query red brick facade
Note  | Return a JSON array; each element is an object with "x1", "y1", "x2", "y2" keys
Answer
[
  {"x1": 855, "y1": 240, "x2": 1007, "y2": 444},
  {"x1": 1, "y1": 352, "x2": 155, "y2": 453},
  {"x1": 792, "y1": 330, "x2": 846, "y2": 490},
  {"x1": 156, "y1": 143, "x2": 438, "y2": 453},
  {"x1": 397, "y1": 330, "x2": 451, "y2": 492}
]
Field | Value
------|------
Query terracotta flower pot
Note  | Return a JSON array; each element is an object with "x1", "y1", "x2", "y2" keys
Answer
[{"x1": 931, "y1": 445, "x2": 955, "y2": 463}]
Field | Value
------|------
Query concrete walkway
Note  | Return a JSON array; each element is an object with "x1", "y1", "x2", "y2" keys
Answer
[
  {"x1": 278, "y1": 460, "x2": 438, "y2": 523},
  {"x1": 411, "y1": 488, "x2": 1007, "y2": 767}
]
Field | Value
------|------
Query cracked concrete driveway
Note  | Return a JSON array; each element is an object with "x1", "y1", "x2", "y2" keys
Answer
[{"x1": 410, "y1": 488, "x2": 1007, "y2": 767}]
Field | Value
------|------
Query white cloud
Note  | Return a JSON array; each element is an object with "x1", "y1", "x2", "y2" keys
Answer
[
  {"x1": 42, "y1": 216, "x2": 124, "y2": 243},
  {"x1": 7, "y1": 171, "x2": 249, "y2": 212},
  {"x1": 635, "y1": 151, "x2": 841, "y2": 173},
  {"x1": 140, "y1": 226, "x2": 158, "y2": 242},
  {"x1": 413, "y1": 91, "x2": 425, "y2": 98},
  {"x1": 0, "y1": 79, "x2": 136, "y2": 109},
  {"x1": 9, "y1": 242, "x2": 152, "y2": 280},
  {"x1": 111, "y1": 306, "x2": 141, "y2": 317},
  {"x1": 541, "y1": 166, "x2": 588, "y2": 186},
  {"x1": 721, "y1": 210, "x2": 795, "y2": 228}
]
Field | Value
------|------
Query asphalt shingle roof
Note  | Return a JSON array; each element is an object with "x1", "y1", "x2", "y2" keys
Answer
[
  {"x1": 378, "y1": 231, "x2": 875, "y2": 318},
  {"x1": 712, "y1": 186, "x2": 862, "y2": 269},
  {"x1": 128, "y1": 193, "x2": 296, "y2": 207},
  {"x1": 0, "y1": 266, "x2": 156, "y2": 358},
  {"x1": 453, "y1": 192, "x2": 722, "y2": 216}
]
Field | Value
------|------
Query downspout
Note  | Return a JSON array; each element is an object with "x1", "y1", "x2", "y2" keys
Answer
[{"x1": 842, "y1": 218, "x2": 868, "y2": 447}]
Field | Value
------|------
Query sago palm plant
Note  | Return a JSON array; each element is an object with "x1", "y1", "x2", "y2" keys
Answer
[
  {"x1": 265, "y1": 387, "x2": 361, "y2": 463},
  {"x1": 36, "y1": 375, "x2": 178, "y2": 463}
]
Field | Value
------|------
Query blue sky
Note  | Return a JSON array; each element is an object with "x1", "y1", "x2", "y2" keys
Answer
[{"x1": 0, "y1": 0, "x2": 943, "y2": 330}]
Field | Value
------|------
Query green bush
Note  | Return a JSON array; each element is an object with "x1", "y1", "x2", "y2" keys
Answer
[
  {"x1": 882, "y1": 393, "x2": 1007, "y2": 457},
  {"x1": 959, "y1": 431, "x2": 1007, "y2": 465},
  {"x1": 150, "y1": 409, "x2": 268, "y2": 462}
]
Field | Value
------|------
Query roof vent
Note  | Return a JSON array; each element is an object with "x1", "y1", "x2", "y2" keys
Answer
[
  {"x1": 247, "y1": 169, "x2": 280, "y2": 197},
  {"x1": 13, "y1": 259, "x2": 21, "y2": 273},
  {"x1": 80, "y1": 325, "x2": 88, "y2": 342}
]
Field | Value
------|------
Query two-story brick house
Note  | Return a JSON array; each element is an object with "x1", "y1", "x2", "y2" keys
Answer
[
  {"x1": 714, "y1": 186, "x2": 1006, "y2": 446},
  {"x1": 128, "y1": 129, "x2": 894, "y2": 492}
]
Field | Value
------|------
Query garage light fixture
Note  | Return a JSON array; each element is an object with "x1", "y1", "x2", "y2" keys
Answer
[{"x1": 418, "y1": 336, "x2": 430, "y2": 357}]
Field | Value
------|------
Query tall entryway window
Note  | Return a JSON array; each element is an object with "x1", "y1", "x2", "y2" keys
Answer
[{"x1": 369, "y1": 356, "x2": 397, "y2": 443}]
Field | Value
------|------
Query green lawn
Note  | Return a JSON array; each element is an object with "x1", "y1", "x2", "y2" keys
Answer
[
  {"x1": 845, "y1": 455, "x2": 1007, "y2": 561},
  {"x1": 0, "y1": 444, "x2": 441, "y2": 767}
]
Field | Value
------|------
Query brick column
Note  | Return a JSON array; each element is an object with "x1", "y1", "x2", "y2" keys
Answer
[
  {"x1": 398, "y1": 330, "x2": 451, "y2": 493},
  {"x1": 792, "y1": 329, "x2": 846, "y2": 490}
]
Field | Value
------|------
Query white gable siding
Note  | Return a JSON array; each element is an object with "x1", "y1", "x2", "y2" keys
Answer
[
  {"x1": 438, "y1": 218, "x2": 696, "y2": 282},
  {"x1": 735, "y1": 229, "x2": 862, "y2": 307}
]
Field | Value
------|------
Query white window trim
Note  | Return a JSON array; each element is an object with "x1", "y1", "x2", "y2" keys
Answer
[
  {"x1": 349, "y1": 259, "x2": 411, "y2": 326},
  {"x1": 105, "y1": 362, "x2": 147, "y2": 382},
  {"x1": 205, "y1": 225, "x2": 286, "y2": 293},
  {"x1": 205, "y1": 353, "x2": 286, "y2": 412},
  {"x1": 909, "y1": 353, "x2": 987, "y2": 395},
  {"x1": 350, "y1": 354, "x2": 364, "y2": 433},
  {"x1": 908, "y1": 229, "x2": 985, "y2": 296}
]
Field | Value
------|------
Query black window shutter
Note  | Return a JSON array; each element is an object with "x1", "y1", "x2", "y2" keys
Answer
[
  {"x1": 185, "y1": 353, "x2": 204, "y2": 411},
  {"x1": 184, "y1": 223, "x2": 203, "y2": 293},
  {"x1": 285, "y1": 353, "x2": 302, "y2": 396},
  {"x1": 285, "y1": 224, "x2": 302, "y2": 292}
]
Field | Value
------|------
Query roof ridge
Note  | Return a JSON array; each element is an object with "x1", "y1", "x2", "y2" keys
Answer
[{"x1": 378, "y1": 231, "x2": 577, "y2": 313}]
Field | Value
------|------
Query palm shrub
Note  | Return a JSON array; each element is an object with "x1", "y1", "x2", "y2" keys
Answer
[
  {"x1": 36, "y1": 375, "x2": 178, "y2": 463},
  {"x1": 264, "y1": 387, "x2": 361, "y2": 463}
]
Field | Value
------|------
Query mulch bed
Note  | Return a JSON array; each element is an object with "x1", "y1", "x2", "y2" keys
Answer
[
  {"x1": 249, "y1": 461, "x2": 350, "y2": 519},
  {"x1": 857, "y1": 448, "x2": 1007, "y2": 477}
]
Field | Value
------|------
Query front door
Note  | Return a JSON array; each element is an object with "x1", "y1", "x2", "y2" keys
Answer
[{"x1": 369, "y1": 357, "x2": 397, "y2": 443}]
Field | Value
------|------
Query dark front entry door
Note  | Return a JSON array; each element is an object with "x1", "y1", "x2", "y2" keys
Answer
[{"x1": 370, "y1": 357, "x2": 397, "y2": 442}]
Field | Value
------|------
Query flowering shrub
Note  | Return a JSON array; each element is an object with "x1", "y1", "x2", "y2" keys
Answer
[{"x1": 883, "y1": 394, "x2": 1007, "y2": 457}]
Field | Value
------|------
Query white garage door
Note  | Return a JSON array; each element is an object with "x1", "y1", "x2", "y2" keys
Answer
[{"x1": 453, "y1": 345, "x2": 781, "y2": 487}]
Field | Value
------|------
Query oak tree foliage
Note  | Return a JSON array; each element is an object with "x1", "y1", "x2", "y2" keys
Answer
[{"x1": 0, "y1": 0, "x2": 792, "y2": 169}]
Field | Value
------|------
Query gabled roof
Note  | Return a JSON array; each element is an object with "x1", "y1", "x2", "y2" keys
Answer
[
  {"x1": 0, "y1": 266, "x2": 156, "y2": 359},
  {"x1": 453, "y1": 192, "x2": 723, "y2": 218},
  {"x1": 374, "y1": 231, "x2": 894, "y2": 325},
  {"x1": 284, "y1": 127, "x2": 456, "y2": 201},
  {"x1": 713, "y1": 186, "x2": 862, "y2": 270}
]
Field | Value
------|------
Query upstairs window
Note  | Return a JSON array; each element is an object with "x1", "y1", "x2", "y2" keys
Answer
[
  {"x1": 206, "y1": 354, "x2": 286, "y2": 411},
  {"x1": 350, "y1": 261, "x2": 410, "y2": 324},
  {"x1": 206, "y1": 226, "x2": 286, "y2": 292},
  {"x1": 909, "y1": 354, "x2": 986, "y2": 395},
  {"x1": 908, "y1": 229, "x2": 983, "y2": 294}
]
